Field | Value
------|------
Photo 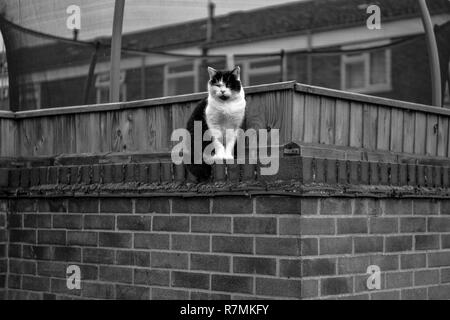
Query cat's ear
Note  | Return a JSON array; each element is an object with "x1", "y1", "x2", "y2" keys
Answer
[
  {"x1": 208, "y1": 67, "x2": 218, "y2": 80},
  {"x1": 231, "y1": 66, "x2": 241, "y2": 81}
]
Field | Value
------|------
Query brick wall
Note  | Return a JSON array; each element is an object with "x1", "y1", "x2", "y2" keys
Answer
[
  {"x1": 2, "y1": 195, "x2": 450, "y2": 300},
  {"x1": 0, "y1": 200, "x2": 7, "y2": 299}
]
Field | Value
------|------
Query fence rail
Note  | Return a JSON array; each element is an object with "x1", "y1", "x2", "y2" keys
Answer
[{"x1": 0, "y1": 81, "x2": 449, "y2": 162}]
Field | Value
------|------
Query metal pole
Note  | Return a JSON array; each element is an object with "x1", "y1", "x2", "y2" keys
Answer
[
  {"x1": 418, "y1": 0, "x2": 442, "y2": 107},
  {"x1": 110, "y1": 0, "x2": 125, "y2": 103}
]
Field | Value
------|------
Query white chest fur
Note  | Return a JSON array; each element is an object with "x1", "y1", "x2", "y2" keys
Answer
[{"x1": 205, "y1": 95, "x2": 246, "y2": 133}]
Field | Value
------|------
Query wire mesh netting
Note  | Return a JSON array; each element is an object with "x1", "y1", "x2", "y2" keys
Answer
[{"x1": 0, "y1": 0, "x2": 449, "y2": 111}]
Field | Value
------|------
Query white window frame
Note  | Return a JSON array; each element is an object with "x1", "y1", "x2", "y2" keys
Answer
[
  {"x1": 164, "y1": 60, "x2": 199, "y2": 97},
  {"x1": 341, "y1": 40, "x2": 392, "y2": 94},
  {"x1": 238, "y1": 57, "x2": 282, "y2": 86},
  {"x1": 95, "y1": 71, "x2": 127, "y2": 104}
]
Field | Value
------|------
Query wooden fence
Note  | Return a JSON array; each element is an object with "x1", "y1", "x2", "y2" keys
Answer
[{"x1": 1, "y1": 81, "x2": 450, "y2": 163}]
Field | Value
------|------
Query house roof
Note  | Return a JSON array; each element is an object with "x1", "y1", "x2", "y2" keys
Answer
[
  {"x1": 121, "y1": 0, "x2": 450, "y2": 51},
  {"x1": 2, "y1": 0, "x2": 450, "y2": 74}
]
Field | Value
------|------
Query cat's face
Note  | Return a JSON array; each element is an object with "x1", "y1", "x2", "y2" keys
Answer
[{"x1": 208, "y1": 67, "x2": 242, "y2": 102}]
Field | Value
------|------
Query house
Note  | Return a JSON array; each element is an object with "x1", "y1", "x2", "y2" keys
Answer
[{"x1": 0, "y1": 0, "x2": 449, "y2": 111}]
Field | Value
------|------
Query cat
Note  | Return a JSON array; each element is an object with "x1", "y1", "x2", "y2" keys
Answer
[{"x1": 186, "y1": 66, "x2": 246, "y2": 182}]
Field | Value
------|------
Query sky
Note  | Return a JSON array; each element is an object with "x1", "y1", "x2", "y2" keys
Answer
[{"x1": 0, "y1": 0, "x2": 307, "y2": 40}]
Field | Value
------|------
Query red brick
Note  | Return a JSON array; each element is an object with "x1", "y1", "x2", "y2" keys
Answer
[
  {"x1": 99, "y1": 266, "x2": 133, "y2": 284},
  {"x1": 371, "y1": 290, "x2": 400, "y2": 300},
  {"x1": 279, "y1": 259, "x2": 302, "y2": 278},
  {"x1": 429, "y1": 285, "x2": 450, "y2": 300},
  {"x1": 369, "y1": 218, "x2": 398, "y2": 234},
  {"x1": 15, "y1": 199, "x2": 36, "y2": 213},
  {"x1": 354, "y1": 199, "x2": 382, "y2": 216},
  {"x1": 116, "y1": 285, "x2": 150, "y2": 300},
  {"x1": 117, "y1": 216, "x2": 152, "y2": 231},
  {"x1": 134, "y1": 269, "x2": 170, "y2": 286},
  {"x1": 441, "y1": 268, "x2": 450, "y2": 283},
  {"x1": 369, "y1": 255, "x2": 399, "y2": 271},
  {"x1": 135, "y1": 198, "x2": 170, "y2": 214},
  {"x1": 9, "y1": 259, "x2": 36, "y2": 275},
  {"x1": 413, "y1": 199, "x2": 439, "y2": 215},
  {"x1": 400, "y1": 253, "x2": 426, "y2": 270},
  {"x1": 9, "y1": 230, "x2": 36, "y2": 244},
  {"x1": 38, "y1": 230, "x2": 66, "y2": 245},
  {"x1": 38, "y1": 199, "x2": 67, "y2": 213},
  {"x1": 211, "y1": 275, "x2": 253, "y2": 294},
  {"x1": 354, "y1": 236, "x2": 384, "y2": 254},
  {"x1": 337, "y1": 218, "x2": 367, "y2": 234},
  {"x1": 321, "y1": 277, "x2": 353, "y2": 296},
  {"x1": 99, "y1": 232, "x2": 132, "y2": 248},
  {"x1": 134, "y1": 234, "x2": 170, "y2": 250},
  {"x1": 400, "y1": 217, "x2": 426, "y2": 233},
  {"x1": 24, "y1": 214, "x2": 51, "y2": 229},
  {"x1": 256, "y1": 197, "x2": 301, "y2": 214},
  {"x1": 301, "y1": 279, "x2": 319, "y2": 298},
  {"x1": 100, "y1": 199, "x2": 132, "y2": 214},
  {"x1": 386, "y1": 271, "x2": 413, "y2": 289},
  {"x1": 191, "y1": 254, "x2": 230, "y2": 273},
  {"x1": 233, "y1": 217, "x2": 276, "y2": 235},
  {"x1": 233, "y1": 257, "x2": 276, "y2": 276},
  {"x1": 151, "y1": 252, "x2": 188, "y2": 269},
  {"x1": 213, "y1": 197, "x2": 253, "y2": 214},
  {"x1": 256, "y1": 237, "x2": 304, "y2": 256},
  {"x1": 385, "y1": 236, "x2": 413, "y2": 252},
  {"x1": 302, "y1": 258, "x2": 336, "y2": 277},
  {"x1": 337, "y1": 256, "x2": 370, "y2": 275},
  {"x1": 441, "y1": 200, "x2": 450, "y2": 215},
  {"x1": 82, "y1": 282, "x2": 115, "y2": 299},
  {"x1": 383, "y1": 199, "x2": 413, "y2": 215},
  {"x1": 191, "y1": 216, "x2": 231, "y2": 234},
  {"x1": 172, "y1": 198, "x2": 210, "y2": 214},
  {"x1": 82, "y1": 248, "x2": 115, "y2": 264},
  {"x1": 53, "y1": 214, "x2": 82, "y2": 229},
  {"x1": 428, "y1": 252, "x2": 450, "y2": 267},
  {"x1": 153, "y1": 216, "x2": 189, "y2": 232},
  {"x1": 301, "y1": 198, "x2": 319, "y2": 215},
  {"x1": 281, "y1": 217, "x2": 335, "y2": 236},
  {"x1": 37, "y1": 261, "x2": 66, "y2": 278},
  {"x1": 116, "y1": 251, "x2": 150, "y2": 267},
  {"x1": 320, "y1": 198, "x2": 352, "y2": 215},
  {"x1": 68, "y1": 199, "x2": 98, "y2": 213},
  {"x1": 414, "y1": 269, "x2": 440, "y2": 286},
  {"x1": 53, "y1": 246, "x2": 81, "y2": 262},
  {"x1": 84, "y1": 215, "x2": 115, "y2": 230},
  {"x1": 256, "y1": 278, "x2": 301, "y2": 298},
  {"x1": 151, "y1": 288, "x2": 189, "y2": 300},
  {"x1": 428, "y1": 217, "x2": 450, "y2": 232},
  {"x1": 171, "y1": 234, "x2": 210, "y2": 252},
  {"x1": 190, "y1": 292, "x2": 231, "y2": 300},
  {"x1": 401, "y1": 288, "x2": 427, "y2": 300},
  {"x1": 212, "y1": 236, "x2": 253, "y2": 254},
  {"x1": 442, "y1": 235, "x2": 450, "y2": 249},
  {"x1": 22, "y1": 276, "x2": 50, "y2": 292},
  {"x1": 415, "y1": 235, "x2": 440, "y2": 251},
  {"x1": 67, "y1": 231, "x2": 98, "y2": 247},
  {"x1": 171, "y1": 271, "x2": 210, "y2": 290},
  {"x1": 8, "y1": 214, "x2": 22, "y2": 228},
  {"x1": 50, "y1": 278, "x2": 80, "y2": 296},
  {"x1": 319, "y1": 237, "x2": 352, "y2": 255},
  {"x1": 22, "y1": 245, "x2": 52, "y2": 261}
]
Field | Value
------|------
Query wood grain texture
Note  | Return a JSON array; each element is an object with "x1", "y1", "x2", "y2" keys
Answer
[
  {"x1": 390, "y1": 108, "x2": 404, "y2": 153},
  {"x1": 363, "y1": 104, "x2": 378, "y2": 150},
  {"x1": 403, "y1": 111, "x2": 415, "y2": 154},
  {"x1": 377, "y1": 107, "x2": 391, "y2": 151},
  {"x1": 334, "y1": 99, "x2": 350, "y2": 147},
  {"x1": 320, "y1": 97, "x2": 336, "y2": 145},
  {"x1": 426, "y1": 114, "x2": 438, "y2": 157},
  {"x1": 414, "y1": 112, "x2": 427, "y2": 155},
  {"x1": 437, "y1": 116, "x2": 449, "y2": 157},
  {"x1": 303, "y1": 94, "x2": 321, "y2": 144},
  {"x1": 349, "y1": 102, "x2": 363, "y2": 148},
  {"x1": 291, "y1": 92, "x2": 305, "y2": 142}
]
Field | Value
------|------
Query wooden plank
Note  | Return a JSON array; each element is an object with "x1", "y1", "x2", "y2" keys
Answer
[
  {"x1": 319, "y1": 97, "x2": 336, "y2": 145},
  {"x1": 334, "y1": 99, "x2": 350, "y2": 146},
  {"x1": 426, "y1": 114, "x2": 438, "y2": 156},
  {"x1": 403, "y1": 111, "x2": 415, "y2": 154},
  {"x1": 377, "y1": 107, "x2": 391, "y2": 151},
  {"x1": 349, "y1": 102, "x2": 363, "y2": 148},
  {"x1": 414, "y1": 112, "x2": 427, "y2": 155},
  {"x1": 437, "y1": 116, "x2": 449, "y2": 157},
  {"x1": 390, "y1": 108, "x2": 404, "y2": 153},
  {"x1": 363, "y1": 104, "x2": 377, "y2": 150},
  {"x1": 291, "y1": 92, "x2": 305, "y2": 142},
  {"x1": 303, "y1": 94, "x2": 321, "y2": 144}
]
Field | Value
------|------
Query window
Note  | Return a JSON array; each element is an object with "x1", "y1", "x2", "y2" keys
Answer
[
  {"x1": 95, "y1": 71, "x2": 127, "y2": 104},
  {"x1": 19, "y1": 83, "x2": 41, "y2": 109},
  {"x1": 445, "y1": 63, "x2": 450, "y2": 108},
  {"x1": 239, "y1": 57, "x2": 282, "y2": 86},
  {"x1": 341, "y1": 44, "x2": 391, "y2": 93},
  {"x1": 164, "y1": 61, "x2": 198, "y2": 96}
]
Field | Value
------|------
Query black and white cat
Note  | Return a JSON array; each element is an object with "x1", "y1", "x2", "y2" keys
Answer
[{"x1": 186, "y1": 66, "x2": 246, "y2": 181}]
